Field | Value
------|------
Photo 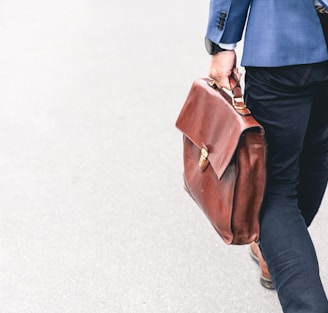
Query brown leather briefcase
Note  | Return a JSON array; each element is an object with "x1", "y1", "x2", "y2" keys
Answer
[{"x1": 176, "y1": 77, "x2": 266, "y2": 245}]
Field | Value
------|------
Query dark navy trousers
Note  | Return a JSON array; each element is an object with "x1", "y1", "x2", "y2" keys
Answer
[{"x1": 245, "y1": 61, "x2": 328, "y2": 313}]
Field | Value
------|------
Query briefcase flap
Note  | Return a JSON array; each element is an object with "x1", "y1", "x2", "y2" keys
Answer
[{"x1": 176, "y1": 78, "x2": 264, "y2": 179}]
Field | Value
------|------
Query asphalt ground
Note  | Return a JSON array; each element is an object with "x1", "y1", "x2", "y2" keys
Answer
[{"x1": 0, "y1": 1, "x2": 327, "y2": 312}]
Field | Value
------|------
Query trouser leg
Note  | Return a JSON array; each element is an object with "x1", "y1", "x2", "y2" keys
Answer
[
  {"x1": 297, "y1": 81, "x2": 328, "y2": 225},
  {"x1": 245, "y1": 63, "x2": 328, "y2": 313}
]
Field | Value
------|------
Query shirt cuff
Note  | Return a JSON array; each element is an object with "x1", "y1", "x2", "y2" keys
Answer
[{"x1": 218, "y1": 42, "x2": 236, "y2": 50}]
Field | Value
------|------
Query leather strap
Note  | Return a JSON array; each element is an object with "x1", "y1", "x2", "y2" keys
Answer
[
  {"x1": 208, "y1": 75, "x2": 251, "y2": 116},
  {"x1": 229, "y1": 73, "x2": 242, "y2": 98}
]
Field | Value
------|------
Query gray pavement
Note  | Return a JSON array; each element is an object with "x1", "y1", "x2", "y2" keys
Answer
[{"x1": 0, "y1": 1, "x2": 327, "y2": 312}]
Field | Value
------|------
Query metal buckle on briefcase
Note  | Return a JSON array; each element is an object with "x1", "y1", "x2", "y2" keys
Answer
[
  {"x1": 199, "y1": 147, "x2": 209, "y2": 172},
  {"x1": 232, "y1": 94, "x2": 247, "y2": 110}
]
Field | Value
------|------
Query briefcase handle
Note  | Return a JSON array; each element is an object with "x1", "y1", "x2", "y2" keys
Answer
[
  {"x1": 208, "y1": 73, "x2": 250, "y2": 115},
  {"x1": 229, "y1": 73, "x2": 242, "y2": 96}
]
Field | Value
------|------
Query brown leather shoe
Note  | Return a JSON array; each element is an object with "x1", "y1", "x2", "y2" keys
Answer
[{"x1": 250, "y1": 242, "x2": 275, "y2": 290}]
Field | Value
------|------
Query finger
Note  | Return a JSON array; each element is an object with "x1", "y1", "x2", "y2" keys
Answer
[
  {"x1": 214, "y1": 78, "x2": 231, "y2": 90},
  {"x1": 208, "y1": 72, "x2": 230, "y2": 89},
  {"x1": 232, "y1": 68, "x2": 242, "y2": 83},
  {"x1": 220, "y1": 76, "x2": 232, "y2": 89}
]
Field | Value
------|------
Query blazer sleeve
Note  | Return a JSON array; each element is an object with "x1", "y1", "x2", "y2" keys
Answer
[{"x1": 205, "y1": 0, "x2": 251, "y2": 45}]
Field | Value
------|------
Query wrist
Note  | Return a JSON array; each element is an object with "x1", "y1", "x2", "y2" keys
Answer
[{"x1": 205, "y1": 37, "x2": 235, "y2": 55}]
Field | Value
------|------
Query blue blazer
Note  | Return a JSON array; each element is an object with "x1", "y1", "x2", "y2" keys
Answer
[{"x1": 206, "y1": 0, "x2": 328, "y2": 66}]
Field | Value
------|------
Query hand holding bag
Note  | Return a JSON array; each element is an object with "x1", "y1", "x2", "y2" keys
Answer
[{"x1": 176, "y1": 77, "x2": 266, "y2": 245}]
